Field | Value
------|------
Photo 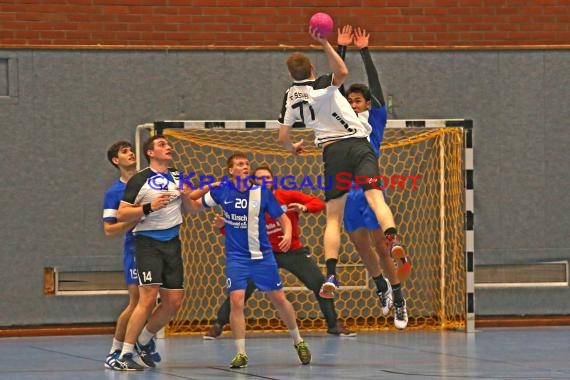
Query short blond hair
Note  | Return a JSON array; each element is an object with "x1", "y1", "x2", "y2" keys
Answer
[
  {"x1": 286, "y1": 52, "x2": 312, "y2": 80},
  {"x1": 226, "y1": 152, "x2": 248, "y2": 173}
]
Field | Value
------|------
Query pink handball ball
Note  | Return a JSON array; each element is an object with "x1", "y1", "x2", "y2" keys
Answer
[{"x1": 309, "y1": 12, "x2": 334, "y2": 38}]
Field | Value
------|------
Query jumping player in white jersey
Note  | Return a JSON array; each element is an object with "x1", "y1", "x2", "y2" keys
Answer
[
  {"x1": 277, "y1": 27, "x2": 406, "y2": 300},
  {"x1": 102, "y1": 141, "x2": 140, "y2": 368},
  {"x1": 193, "y1": 153, "x2": 311, "y2": 368}
]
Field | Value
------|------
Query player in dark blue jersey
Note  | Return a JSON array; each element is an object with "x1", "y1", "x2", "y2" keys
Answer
[
  {"x1": 337, "y1": 26, "x2": 409, "y2": 329},
  {"x1": 102, "y1": 141, "x2": 140, "y2": 368},
  {"x1": 196, "y1": 153, "x2": 311, "y2": 368}
]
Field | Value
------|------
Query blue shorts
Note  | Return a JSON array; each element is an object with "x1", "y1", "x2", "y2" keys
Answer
[
  {"x1": 123, "y1": 244, "x2": 139, "y2": 286},
  {"x1": 343, "y1": 188, "x2": 381, "y2": 233},
  {"x1": 226, "y1": 255, "x2": 283, "y2": 292}
]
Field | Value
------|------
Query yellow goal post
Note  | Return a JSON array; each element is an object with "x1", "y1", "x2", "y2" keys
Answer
[{"x1": 134, "y1": 119, "x2": 474, "y2": 334}]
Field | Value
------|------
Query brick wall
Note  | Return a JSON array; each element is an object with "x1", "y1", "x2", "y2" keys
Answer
[{"x1": 1, "y1": 0, "x2": 569, "y2": 49}]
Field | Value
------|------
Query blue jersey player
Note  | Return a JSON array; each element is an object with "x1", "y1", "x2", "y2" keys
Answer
[
  {"x1": 102, "y1": 141, "x2": 140, "y2": 368},
  {"x1": 196, "y1": 153, "x2": 311, "y2": 368},
  {"x1": 337, "y1": 26, "x2": 410, "y2": 329}
]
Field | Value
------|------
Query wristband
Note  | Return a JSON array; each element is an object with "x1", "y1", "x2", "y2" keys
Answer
[
  {"x1": 143, "y1": 203, "x2": 153, "y2": 215},
  {"x1": 338, "y1": 45, "x2": 347, "y2": 59}
]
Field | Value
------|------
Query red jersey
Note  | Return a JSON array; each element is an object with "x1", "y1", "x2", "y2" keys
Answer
[{"x1": 266, "y1": 189, "x2": 325, "y2": 252}]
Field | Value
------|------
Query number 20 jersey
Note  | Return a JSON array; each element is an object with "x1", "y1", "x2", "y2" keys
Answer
[
  {"x1": 202, "y1": 185, "x2": 284, "y2": 261},
  {"x1": 278, "y1": 73, "x2": 372, "y2": 147}
]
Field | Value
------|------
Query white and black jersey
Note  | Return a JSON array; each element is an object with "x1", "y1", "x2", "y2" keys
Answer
[
  {"x1": 278, "y1": 74, "x2": 372, "y2": 147},
  {"x1": 121, "y1": 167, "x2": 183, "y2": 233}
]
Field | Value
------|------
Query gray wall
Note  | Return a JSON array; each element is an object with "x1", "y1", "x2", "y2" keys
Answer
[{"x1": 1, "y1": 49, "x2": 569, "y2": 327}]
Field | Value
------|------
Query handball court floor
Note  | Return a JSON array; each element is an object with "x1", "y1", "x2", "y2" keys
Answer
[{"x1": 1, "y1": 326, "x2": 569, "y2": 379}]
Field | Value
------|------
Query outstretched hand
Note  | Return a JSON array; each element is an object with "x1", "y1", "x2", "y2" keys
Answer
[
  {"x1": 337, "y1": 25, "x2": 353, "y2": 46},
  {"x1": 353, "y1": 27, "x2": 370, "y2": 49},
  {"x1": 278, "y1": 233, "x2": 292, "y2": 252}
]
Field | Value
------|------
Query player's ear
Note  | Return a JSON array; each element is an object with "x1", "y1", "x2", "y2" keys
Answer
[{"x1": 112, "y1": 156, "x2": 120, "y2": 166}]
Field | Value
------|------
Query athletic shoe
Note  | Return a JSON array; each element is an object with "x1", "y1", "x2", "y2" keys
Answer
[
  {"x1": 230, "y1": 353, "x2": 248, "y2": 368},
  {"x1": 104, "y1": 349, "x2": 120, "y2": 369},
  {"x1": 135, "y1": 338, "x2": 161, "y2": 368},
  {"x1": 327, "y1": 321, "x2": 357, "y2": 337},
  {"x1": 377, "y1": 280, "x2": 394, "y2": 316},
  {"x1": 394, "y1": 300, "x2": 409, "y2": 330},
  {"x1": 203, "y1": 322, "x2": 223, "y2": 340},
  {"x1": 112, "y1": 353, "x2": 145, "y2": 371},
  {"x1": 294, "y1": 340, "x2": 311, "y2": 365},
  {"x1": 319, "y1": 274, "x2": 339, "y2": 299}
]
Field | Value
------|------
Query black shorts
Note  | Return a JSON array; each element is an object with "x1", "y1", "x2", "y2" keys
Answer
[
  {"x1": 134, "y1": 235, "x2": 184, "y2": 289},
  {"x1": 323, "y1": 137, "x2": 380, "y2": 201}
]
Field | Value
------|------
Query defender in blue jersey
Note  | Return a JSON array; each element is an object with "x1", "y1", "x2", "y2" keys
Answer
[
  {"x1": 102, "y1": 141, "x2": 139, "y2": 369},
  {"x1": 337, "y1": 26, "x2": 409, "y2": 329},
  {"x1": 197, "y1": 153, "x2": 311, "y2": 368}
]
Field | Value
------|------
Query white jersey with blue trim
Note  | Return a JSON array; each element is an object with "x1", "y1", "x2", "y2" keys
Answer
[
  {"x1": 278, "y1": 74, "x2": 372, "y2": 147},
  {"x1": 202, "y1": 184, "x2": 284, "y2": 260},
  {"x1": 121, "y1": 167, "x2": 183, "y2": 233}
]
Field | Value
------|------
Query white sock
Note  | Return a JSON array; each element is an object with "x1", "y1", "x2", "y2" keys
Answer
[
  {"x1": 138, "y1": 326, "x2": 155, "y2": 346},
  {"x1": 110, "y1": 338, "x2": 122, "y2": 353},
  {"x1": 288, "y1": 327, "x2": 303, "y2": 345},
  {"x1": 235, "y1": 338, "x2": 246, "y2": 354},
  {"x1": 119, "y1": 343, "x2": 135, "y2": 359}
]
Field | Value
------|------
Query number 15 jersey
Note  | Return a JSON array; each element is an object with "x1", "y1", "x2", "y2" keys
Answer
[{"x1": 278, "y1": 73, "x2": 372, "y2": 147}]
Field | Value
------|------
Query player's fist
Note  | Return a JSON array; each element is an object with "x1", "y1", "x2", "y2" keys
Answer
[
  {"x1": 151, "y1": 193, "x2": 171, "y2": 211},
  {"x1": 293, "y1": 139, "x2": 306, "y2": 155},
  {"x1": 287, "y1": 203, "x2": 307, "y2": 214},
  {"x1": 213, "y1": 214, "x2": 225, "y2": 229}
]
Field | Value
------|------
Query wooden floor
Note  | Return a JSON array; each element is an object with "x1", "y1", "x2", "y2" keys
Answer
[{"x1": 1, "y1": 326, "x2": 569, "y2": 379}]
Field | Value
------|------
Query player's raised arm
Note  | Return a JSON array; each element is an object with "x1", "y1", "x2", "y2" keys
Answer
[
  {"x1": 336, "y1": 24, "x2": 353, "y2": 97},
  {"x1": 309, "y1": 26, "x2": 348, "y2": 87},
  {"x1": 354, "y1": 27, "x2": 385, "y2": 107}
]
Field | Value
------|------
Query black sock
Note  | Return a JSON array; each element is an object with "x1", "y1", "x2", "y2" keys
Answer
[
  {"x1": 325, "y1": 258, "x2": 338, "y2": 276},
  {"x1": 392, "y1": 283, "x2": 404, "y2": 306},
  {"x1": 384, "y1": 227, "x2": 397, "y2": 239},
  {"x1": 373, "y1": 274, "x2": 388, "y2": 292}
]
